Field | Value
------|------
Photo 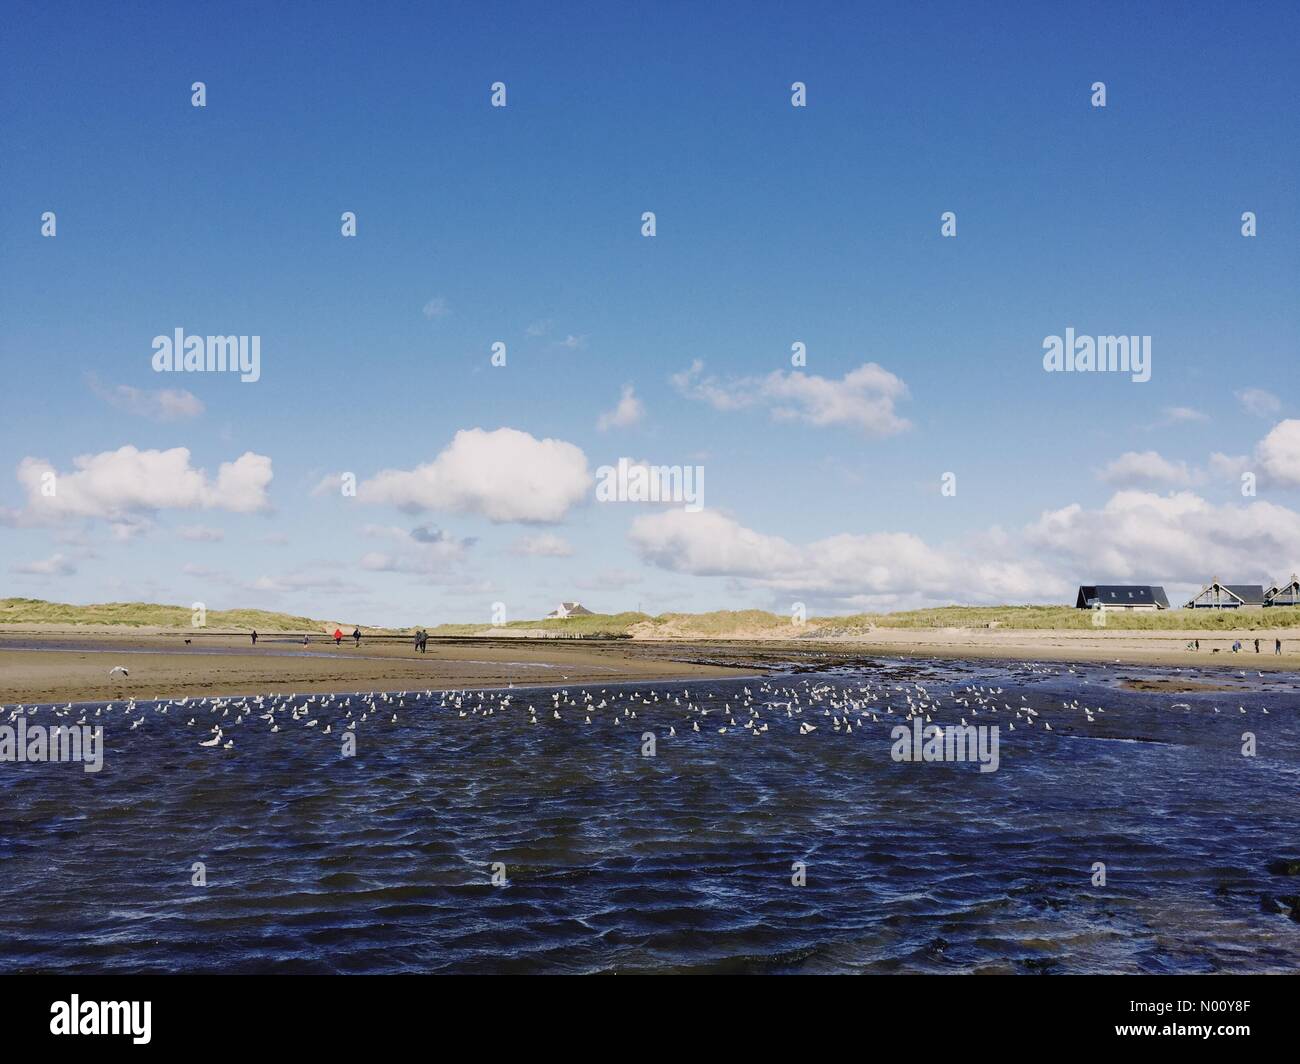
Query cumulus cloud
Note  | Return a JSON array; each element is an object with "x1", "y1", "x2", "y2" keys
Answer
[
  {"x1": 1254, "y1": 419, "x2": 1300, "y2": 487},
  {"x1": 629, "y1": 489, "x2": 1300, "y2": 611},
  {"x1": 1027, "y1": 490, "x2": 1300, "y2": 585},
  {"x1": 8, "y1": 447, "x2": 272, "y2": 533},
  {"x1": 597, "y1": 384, "x2": 644, "y2": 431},
  {"x1": 1097, "y1": 450, "x2": 1196, "y2": 488},
  {"x1": 672, "y1": 360, "x2": 910, "y2": 435},
  {"x1": 358, "y1": 428, "x2": 591, "y2": 523},
  {"x1": 1209, "y1": 420, "x2": 1300, "y2": 489},
  {"x1": 87, "y1": 376, "x2": 204, "y2": 421},
  {"x1": 12, "y1": 553, "x2": 76, "y2": 576},
  {"x1": 629, "y1": 509, "x2": 1061, "y2": 608},
  {"x1": 1236, "y1": 388, "x2": 1281, "y2": 418},
  {"x1": 511, "y1": 533, "x2": 573, "y2": 557}
]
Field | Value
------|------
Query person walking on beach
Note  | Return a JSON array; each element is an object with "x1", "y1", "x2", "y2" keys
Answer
[
  {"x1": 1277, "y1": 638, "x2": 1283, "y2": 655},
  {"x1": 1194, "y1": 639, "x2": 1200, "y2": 651},
  {"x1": 1254, "y1": 638, "x2": 1260, "y2": 653},
  {"x1": 419, "y1": 629, "x2": 428, "y2": 653},
  {"x1": 353, "y1": 626, "x2": 361, "y2": 647},
  {"x1": 1232, "y1": 639, "x2": 1241, "y2": 653},
  {"x1": 333, "y1": 628, "x2": 343, "y2": 646},
  {"x1": 251, "y1": 630, "x2": 258, "y2": 645}
]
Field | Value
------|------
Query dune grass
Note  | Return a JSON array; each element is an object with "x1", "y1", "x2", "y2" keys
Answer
[
  {"x1": 0, "y1": 597, "x2": 324, "y2": 631},
  {"x1": 430, "y1": 612, "x2": 651, "y2": 638},
  {"x1": 830, "y1": 605, "x2": 1300, "y2": 631},
  {"x1": 7, "y1": 597, "x2": 1299, "y2": 637},
  {"x1": 434, "y1": 604, "x2": 1300, "y2": 637}
]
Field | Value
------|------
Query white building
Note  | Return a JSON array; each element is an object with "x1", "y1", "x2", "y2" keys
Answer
[{"x1": 546, "y1": 601, "x2": 595, "y2": 619}]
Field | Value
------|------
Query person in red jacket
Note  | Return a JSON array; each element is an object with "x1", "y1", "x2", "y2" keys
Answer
[{"x1": 333, "y1": 628, "x2": 343, "y2": 646}]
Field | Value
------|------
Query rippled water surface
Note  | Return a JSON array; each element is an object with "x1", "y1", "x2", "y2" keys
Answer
[{"x1": 2, "y1": 659, "x2": 1298, "y2": 973}]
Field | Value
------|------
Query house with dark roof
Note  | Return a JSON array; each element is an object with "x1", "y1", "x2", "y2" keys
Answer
[
  {"x1": 1184, "y1": 581, "x2": 1266, "y2": 609},
  {"x1": 1075, "y1": 585, "x2": 1170, "y2": 611},
  {"x1": 545, "y1": 601, "x2": 595, "y2": 619},
  {"x1": 1266, "y1": 575, "x2": 1300, "y2": 607}
]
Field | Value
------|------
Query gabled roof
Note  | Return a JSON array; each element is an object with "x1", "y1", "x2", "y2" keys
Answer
[
  {"x1": 1185, "y1": 581, "x2": 1266, "y2": 607},
  {"x1": 1076, "y1": 585, "x2": 1169, "y2": 608},
  {"x1": 548, "y1": 601, "x2": 594, "y2": 617},
  {"x1": 1266, "y1": 576, "x2": 1300, "y2": 605}
]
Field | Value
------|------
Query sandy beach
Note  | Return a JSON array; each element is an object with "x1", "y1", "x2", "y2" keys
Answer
[
  {"x1": 2, "y1": 623, "x2": 1297, "y2": 705},
  {"x1": 0, "y1": 628, "x2": 758, "y2": 705}
]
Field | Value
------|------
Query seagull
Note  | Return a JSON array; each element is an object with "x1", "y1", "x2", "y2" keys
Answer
[{"x1": 108, "y1": 666, "x2": 129, "y2": 679}]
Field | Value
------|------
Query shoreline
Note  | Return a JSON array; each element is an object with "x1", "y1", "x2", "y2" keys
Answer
[{"x1": 1, "y1": 624, "x2": 1297, "y2": 705}]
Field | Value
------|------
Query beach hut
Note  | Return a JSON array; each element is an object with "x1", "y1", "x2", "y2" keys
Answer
[
  {"x1": 1266, "y1": 575, "x2": 1300, "y2": 607},
  {"x1": 546, "y1": 602, "x2": 595, "y2": 619},
  {"x1": 1184, "y1": 581, "x2": 1266, "y2": 609},
  {"x1": 1074, "y1": 586, "x2": 1170, "y2": 611}
]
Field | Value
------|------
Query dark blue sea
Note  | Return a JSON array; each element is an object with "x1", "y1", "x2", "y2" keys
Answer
[{"x1": 2, "y1": 658, "x2": 1298, "y2": 973}]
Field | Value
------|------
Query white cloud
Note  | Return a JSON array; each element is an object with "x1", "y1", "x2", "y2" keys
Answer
[
  {"x1": 554, "y1": 334, "x2": 588, "y2": 350},
  {"x1": 1027, "y1": 490, "x2": 1300, "y2": 586},
  {"x1": 630, "y1": 509, "x2": 804, "y2": 577},
  {"x1": 1254, "y1": 419, "x2": 1300, "y2": 487},
  {"x1": 88, "y1": 377, "x2": 204, "y2": 421},
  {"x1": 1097, "y1": 450, "x2": 1196, "y2": 488},
  {"x1": 10, "y1": 447, "x2": 272, "y2": 532},
  {"x1": 511, "y1": 533, "x2": 573, "y2": 557},
  {"x1": 422, "y1": 296, "x2": 451, "y2": 319},
  {"x1": 358, "y1": 428, "x2": 591, "y2": 523},
  {"x1": 12, "y1": 553, "x2": 76, "y2": 576},
  {"x1": 672, "y1": 360, "x2": 910, "y2": 435},
  {"x1": 629, "y1": 490, "x2": 1300, "y2": 611},
  {"x1": 358, "y1": 524, "x2": 474, "y2": 575},
  {"x1": 596, "y1": 384, "x2": 644, "y2": 431},
  {"x1": 1236, "y1": 388, "x2": 1281, "y2": 418},
  {"x1": 1159, "y1": 406, "x2": 1208, "y2": 425},
  {"x1": 1208, "y1": 420, "x2": 1300, "y2": 489},
  {"x1": 629, "y1": 509, "x2": 1059, "y2": 607}
]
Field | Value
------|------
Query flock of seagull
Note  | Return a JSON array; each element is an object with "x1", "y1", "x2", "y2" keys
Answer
[{"x1": 1, "y1": 661, "x2": 1274, "y2": 754}]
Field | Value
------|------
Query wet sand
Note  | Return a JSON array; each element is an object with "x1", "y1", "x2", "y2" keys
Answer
[
  {"x1": 0, "y1": 630, "x2": 751, "y2": 705},
  {"x1": 2, "y1": 623, "x2": 1297, "y2": 704}
]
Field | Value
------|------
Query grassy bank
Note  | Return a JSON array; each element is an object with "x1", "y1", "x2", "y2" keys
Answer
[
  {"x1": 0, "y1": 597, "x2": 324, "y2": 631},
  {"x1": 6, "y1": 597, "x2": 1300, "y2": 637}
]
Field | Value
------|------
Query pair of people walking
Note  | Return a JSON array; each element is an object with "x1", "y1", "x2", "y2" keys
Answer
[{"x1": 414, "y1": 629, "x2": 429, "y2": 653}]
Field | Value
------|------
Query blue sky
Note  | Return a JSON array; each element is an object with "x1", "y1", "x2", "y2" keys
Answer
[{"x1": 2, "y1": 0, "x2": 1298, "y2": 624}]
